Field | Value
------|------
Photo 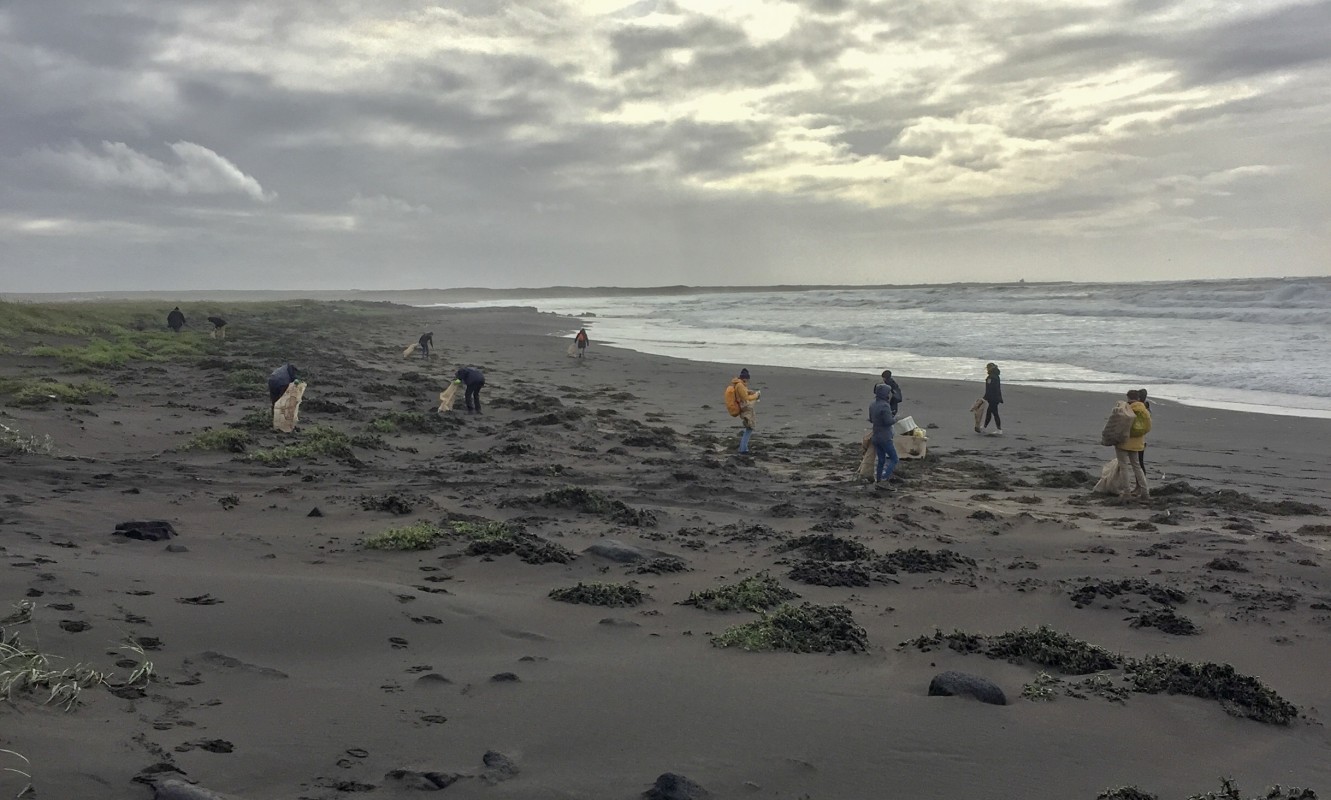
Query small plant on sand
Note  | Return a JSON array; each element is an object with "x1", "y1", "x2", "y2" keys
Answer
[
  {"x1": 1020, "y1": 672, "x2": 1062, "y2": 701},
  {"x1": 1097, "y1": 788, "x2": 1158, "y2": 800},
  {"x1": 368, "y1": 411, "x2": 451, "y2": 434},
  {"x1": 0, "y1": 422, "x2": 54, "y2": 456},
  {"x1": 513, "y1": 487, "x2": 657, "y2": 527},
  {"x1": 873, "y1": 547, "x2": 976, "y2": 574},
  {"x1": 450, "y1": 521, "x2": 576, "y2": 564},
  {"x1": 682, "y1": 573, "x2": 799, "y2": 612},
  {"x1": 362, "y1": 521, "x2": 445, "y2": 551},
  {"x1": 776, "y1": 533, "x2": 874, "y2": 562},
  {"x1": 184, "y1": 428, "x2": 251, "y2": 453},
  {"x1": 1, "y1": 378, "x2": 115, "y2": 407},
  {"x1": 1, "y1": 748, "x2": 33, "y2": 798},
  {"x1": 549, "y1": 582, "x2": 644, "y2": 607},
  {"x1": 712, "y1": 603, "x2": 868, "y2": 654},
  {"x1": 249, "y1": 426, "x2": 361, "y2": 464}
]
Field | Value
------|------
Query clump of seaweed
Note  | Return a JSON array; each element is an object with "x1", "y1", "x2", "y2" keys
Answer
[
  {"x1": 1153, "y1": 482, "x2": 1324, "y2": 516},
  {"x1": 903, "y1": 626, "x2": 1299, "y2": 724},
  {"x1": 549, "y1": 582, "x2": 644, "y2": 607},
  {"x1": 184, "y1": 427, "x2": 251, "y2": 453},
  {"x1": 451, "y1": 521, "x2": 575, "y2": 565},
  {"x1": 1125, "y1": 655, "x2": 1297, "y2": 725},
  {"x1": 903, "y1": 626, "x2": 1120, "y2": 675},
  {"x1": 1070, "y1": 579, "x2": 1188, "y2": 608},
  {"x1": 510, "y1": 487, "x2": 657, "y2": 526},
  {"x1": 682, "y1": 573, "x2": 799, "y2": 612},
  {"x1": 249, "y1": 426, "x2": 364, "y2": 464},
  {"x1": 360, "y1": 493, "x2": 415, "y2": 515},
  {"x1": 777, "y1": 533, "x2": 873, "y2": 562},
  {"x1": 1038, "y1": 469, "x2": 1093, "y2": 488},
  {"x1": 712, "y1": 603, "x2": 868, "y2": 654},
  {"x1": 633, "y1": 556, "x2": 689, "y2": 574},
  {"x1": 1130, "y1": 610, "x2": 1200, "y2": 636},
  {"x1": 873, "y1": 547, "x2": 975, "y2": 574},
  {"x1": 787, "y1": 560, "x2": 872, "y2": 587},
  {"x1": 369, "y1": 411, "x2": 457, "y2": 434},
  {"x1": 1097, "y1": 788, "x2": 1158, "y2": 800},
  {"x1": 1185, "y1": 779, "x2": 1316, "y2": 799}
]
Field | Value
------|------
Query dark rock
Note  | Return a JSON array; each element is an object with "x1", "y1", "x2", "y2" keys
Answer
[
  {"x1": 482, "y1": 750, "x2": 519, "y2": 781},
  {"x1": 583, "y1": 540, "x2": 669, "y2": 563},
  {"x1": 599, "y1": 617, "x2": 642, "y2": 627},
  {"x1": 115, "y1": 521, "x2": 177, "y2": 541},
  {"x1": 489, "y1": 672, "x2": 520, "y2": 682},
  {"x1": 307, "y1": 507, "x2": 324, "y2": 517},
  {"x1": 165, "y1": 544, "x2": 189, "y2": 553},
  {"x1": 927, "y1": 671, "x2": 1008, "y2": 705},
  {"x1": 645, "y1": 773, "x2": 712, "y2": 800}
]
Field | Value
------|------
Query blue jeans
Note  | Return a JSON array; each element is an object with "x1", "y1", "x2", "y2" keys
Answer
[
  {"x1": 739, "y1": 427, "x2": 753, "y2": 453},
  {"x1": 874, "y1": 437, "x2": 899, "y2": 481}
]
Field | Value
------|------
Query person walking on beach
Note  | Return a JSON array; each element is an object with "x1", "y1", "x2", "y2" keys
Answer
[
  {"x1": 879, "y1": 369, "x2": 903, "y2": 416},
  {"x1": 1116, "y1": 389, "x2": 1151, "y2": 499},
  {"x1": 869, "y1": 383, "x2": 900, "y2": 490},
  {"x1": 455, "y1": 366, "x2": 486, "y2": 414},
  {"x1": 167, "y1": 307, "x2": 186, "y2": 333},
  {"x1": 268, "y1": 364, "x2": 298, "y2": 406},
  {"x1": 574, "y1": 328, "x2": 590, "y2": 358},
  {"x1": 978, "y1": 362, "x2": 1003, "y2": 435},
  {"x1": 418, "y1": 332, "x2": 434, "y2": 359},
  {"x1": 726, "y1": 368, "x2": 761, "y2": 454}
]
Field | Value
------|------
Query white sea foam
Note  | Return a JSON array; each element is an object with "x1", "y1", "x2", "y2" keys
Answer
[{"x1": 428, "y1": 277, "x2": 1331, "y2": 418}]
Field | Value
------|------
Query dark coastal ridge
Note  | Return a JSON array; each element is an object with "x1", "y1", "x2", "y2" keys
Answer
[{"x1": 2, "y1": 299, "x2": 1331, "y2": 799}]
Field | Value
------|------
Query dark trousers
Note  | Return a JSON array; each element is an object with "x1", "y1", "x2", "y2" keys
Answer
[
  {"x1": 984, "y1": 404, "x2": 1002, "y2": 429},
  {"x1": 268, "y1": 379, "x2": 290, "y2": 406},
  {"x1": 465, "y1": 380, "x2": 484, "y2": 413}
]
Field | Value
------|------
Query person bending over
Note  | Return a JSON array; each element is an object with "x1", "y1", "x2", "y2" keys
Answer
[
  {"x1": 268, "y1": 364, "x2": 298, "y2": 406},
  {"x1": 418, "y1": 332, "x2": 434, "y2": 359},
  {"x1": 455, "y1": 366, "x2": 486, "y2": 414}
]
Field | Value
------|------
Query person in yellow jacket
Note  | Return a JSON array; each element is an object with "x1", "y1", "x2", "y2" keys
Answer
[
  {"x1": 731, "y1": 368, "x2": 761, "y2": 454},
  {"x1": 1115, "y1": 389, "x2": 1151, "y2": 499}
]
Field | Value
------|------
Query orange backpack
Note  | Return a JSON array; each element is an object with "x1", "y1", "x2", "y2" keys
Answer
[{"x1": 723, "y1": 383, "x2": 742, "y2": 416}]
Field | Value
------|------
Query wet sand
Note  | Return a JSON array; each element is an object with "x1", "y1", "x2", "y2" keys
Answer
[{"x1": 2, "y1": 301, "x2": 1330, "y2": 799}]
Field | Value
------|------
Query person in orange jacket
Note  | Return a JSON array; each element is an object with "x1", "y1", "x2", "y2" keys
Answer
[{"x1": 730, "y1": 368, "x2": 761, "y2": 453}]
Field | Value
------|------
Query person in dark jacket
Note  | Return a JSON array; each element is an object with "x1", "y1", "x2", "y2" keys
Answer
[
  {"x1": 869, "y1": 383, "x2": 900, "y2": 488},
  {"x1": 268, "y1": 364, "x2": 298, "y2": 406},
  {"x1": 167, "y1": 307, "x2": 186, "y2": 333},
  {"x1": 455, "y1": 367, "x2": 485, "y2": 414},
  {"x1": 979, "y1": 362, "x2": 1003, "y2": 435},
  {"x1": 879, "y1": 369, "x2": 903, "y2": 416},
  {"x1": 207, "y1": 316, "x2": 227, "y2": 340},
  {"x1": 418, "y1": 332, "x2": 433, "y2": 359}
]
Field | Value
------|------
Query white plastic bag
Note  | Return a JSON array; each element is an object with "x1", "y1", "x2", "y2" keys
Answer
[
  {"x1": 438, "y1": 381, "x2": 462, "y2": 412},
  {"x1": 273, "y1": 382, "x2": 306, "y2": 433},
  {"x1": 1092, "y1": 458, "x2": 1129, "y2": 495},
  {"x1": 971, "y1": 398, "x2": 988, "y2": 429}
]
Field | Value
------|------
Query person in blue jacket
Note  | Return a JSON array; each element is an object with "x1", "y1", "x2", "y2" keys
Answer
[
  {"x1": 268, "y1": 364, "x2": 298, "y2": 406},
  {"x1": 869, "y1": 383, "x2": 899, "y2": 489},
  {"x1": 455, "y1": 366, "x2": 486, "y2": 414}
]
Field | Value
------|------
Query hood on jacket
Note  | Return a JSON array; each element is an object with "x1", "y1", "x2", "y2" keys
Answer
[{"x1": 874, "y1": 383, "x2": 894, "y2": 401}]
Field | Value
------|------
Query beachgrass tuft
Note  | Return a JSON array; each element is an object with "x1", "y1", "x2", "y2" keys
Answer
[
  {"x1": 0, "y1": 378, "x2": 115, "y2": 407},
  {"x1": 0, "y1": 422, "x2": 55, "y2": 456}
]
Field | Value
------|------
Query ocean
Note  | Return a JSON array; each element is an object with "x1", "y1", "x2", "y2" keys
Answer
[{"x1": 431, "y1": 277, "x2": 1331, "y2": 419}]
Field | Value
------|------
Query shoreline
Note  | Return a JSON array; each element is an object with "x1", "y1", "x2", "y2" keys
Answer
[{"x1": 2, "y1": 300, "x2": 1330, "y2": 799}]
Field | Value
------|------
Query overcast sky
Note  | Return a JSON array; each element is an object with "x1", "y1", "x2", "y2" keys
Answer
[{"x1": 2, "y1": 0, "x2": 1329, "y2": 291}]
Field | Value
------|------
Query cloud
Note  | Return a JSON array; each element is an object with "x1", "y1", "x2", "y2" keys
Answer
[{"x1": 26, "y1": 140, "x2": 271, "y2": 201}]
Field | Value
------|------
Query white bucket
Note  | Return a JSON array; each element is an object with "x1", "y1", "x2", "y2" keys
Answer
[{"x1": 892, "y1": 416, "x2": 917, "y2": 436}]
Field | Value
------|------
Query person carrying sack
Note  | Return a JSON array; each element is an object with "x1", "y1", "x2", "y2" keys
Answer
[
  {"x1": 1115, "y1": 390, "x2": 1152, "y2": 499},
  {"x1": 574, "y1": 329, "x2": 590, "y2": 358},
  {"x1": 724, "y1": 368, "x2": 760, "y2": 454},
  {"x1": 977, "y1": 362, "x2": 1003, "y2": 434}
]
